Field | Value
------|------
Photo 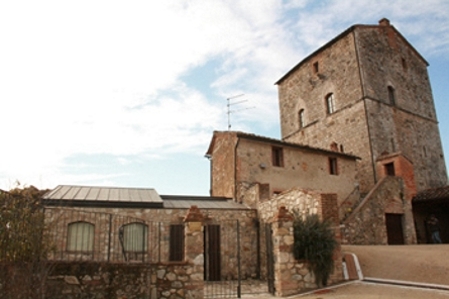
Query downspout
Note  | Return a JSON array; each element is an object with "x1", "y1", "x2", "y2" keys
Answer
[
  {"x1": 353, "y1": 28, "x2": 378, "y2": 185},
  {"x1": 205, "y1": 154, "x2": 212, "y2": 195},
  {"x1": 234, "y1": 136, "x2": 240, "y2": 202}
]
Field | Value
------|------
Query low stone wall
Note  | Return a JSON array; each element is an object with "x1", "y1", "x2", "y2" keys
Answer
[{"x1": 44, "y1": 261, "x2": 200, "y2": 299}]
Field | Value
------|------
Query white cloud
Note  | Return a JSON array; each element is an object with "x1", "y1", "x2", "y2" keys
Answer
[{"x1": 0, "y1": 0, "x2": 447, "y2": 190}]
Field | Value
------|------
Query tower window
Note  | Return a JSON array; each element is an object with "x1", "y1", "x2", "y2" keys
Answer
[
  {"x1": 272, "y1": 146, "x2": 284, "y2": 167},
  {"x1": 401, "y1": 58, "x2": 407, "y2": 70},
  {"x1": 298, "y1": 109, "x2": 305, "y2": 129},
  {"x1": 329, "y1": 157, "x2": 338, "y2": 175},
  {"x1": 326, "y1": 93, "x2": 335, "y2": 114},
  {"x1": 388, "y1": 86, "x2": 395, "y2": 105},
  {"x1": 313, "y1": 61, "x2": 319, "y2": 74}
]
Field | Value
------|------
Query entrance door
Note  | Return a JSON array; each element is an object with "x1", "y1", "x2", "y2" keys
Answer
[
  {"x1": 265, "y1": 224, "x2": 275, "y2": 295},
  {"x1": 204, "y1": 225, "x2": 221, "y2": 281},
  {"x1": 386, "y1": 214, "x2": 404, "y2": 245}
]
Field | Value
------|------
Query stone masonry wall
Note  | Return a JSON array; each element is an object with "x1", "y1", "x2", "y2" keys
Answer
[
  {"x1": 268, "y1": 206, "x2": 343, "y2": 296},
  {"x1": 45, "y1": 206, "x2": 259, "y2": 281},
  {"x1": 277, "y1": 21, "x2": 448, "y2": 194},
  {"x1": 258, "y1": 190, "x2": 343, "y2": 295},
  {"x1": 234, "y1": 138, "x2": 359, "y2": 209},
  {"x1": 45, "y1": 261, "x2": 198, "y2": 299},
  {"x1": 277, "y1": 30, "x2": 375, "y2": 195},
  {"x1": 342, "y1": 176, "x2": 416, "y2": 245}
]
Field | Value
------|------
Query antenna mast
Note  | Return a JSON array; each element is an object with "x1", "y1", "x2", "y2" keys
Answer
[{"x1": 227, "y1": 94, "x2": 247, "y2": 130}]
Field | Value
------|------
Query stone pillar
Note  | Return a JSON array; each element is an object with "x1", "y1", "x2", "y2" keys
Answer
[
  {"x1": 270, "y1": 206, "x2": 299, "y2": 297},
  {"x1": 183, "y1": 205, "x2": 205, "y2": 299}
]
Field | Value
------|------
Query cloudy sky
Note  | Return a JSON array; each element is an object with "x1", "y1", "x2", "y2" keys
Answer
[{"x1": 1, "y1": 0, "x2": 448, "y2": 195}]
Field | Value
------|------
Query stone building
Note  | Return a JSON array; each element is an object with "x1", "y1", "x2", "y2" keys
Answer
[
  {"x1": 207, "y1": 19, "x2": 447, "y2": 245},
  {"x1": 276, "y1": 18, "x2": 447, "y2": 195},
  {"x1": 206, "y1": 130, "x2": 360, "y2": 220}
]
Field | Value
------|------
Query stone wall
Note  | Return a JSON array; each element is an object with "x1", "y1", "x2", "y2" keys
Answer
[
  {"x1": 234, "y1": 138, "x2": 359, "y2": 207},
  {"x1": 258, "y1": 190, "x2": 343, "y2": 296},
  {"x1": 44, "y1": 206, "x2": 259, "y2": 282},
  {"x1": 342, "y1": 176, "x2": 416, "y2": 245},
  {"x1": 268, "y1": 206, "x2": 343, "y2": 296},
  {"x1": 45, "y1": 261, "x2": 198, "y2": 299},
  {"x1": 277, "y1": 20, "x2": 448, "y2": 194}
]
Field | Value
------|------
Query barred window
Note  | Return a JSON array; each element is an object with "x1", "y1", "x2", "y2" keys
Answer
[
  {"x1": 121, "y1": 222, "x2": 148, "y2": 252},
  {"x1": 67, "y1": 221, "x2": 94, "y2": 252}
]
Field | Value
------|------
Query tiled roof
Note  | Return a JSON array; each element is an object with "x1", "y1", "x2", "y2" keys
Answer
[
  {"x1": 207, "y1": 130, "x2": 360, "y2": 160},
  {"x1": 413, "y1": 185, "x2": 449, "y2": 202}
]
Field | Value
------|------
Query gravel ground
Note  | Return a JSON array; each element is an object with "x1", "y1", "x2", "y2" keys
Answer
[
  {"x1": 295, "y1": 281, "x2": 449, "y2": 299},
  {"x1": 243, "y1": 244, "x2": 449, "y2": 299},
  {"x1": 342, "y1": 244, "x2": 449, "y2": 285}
]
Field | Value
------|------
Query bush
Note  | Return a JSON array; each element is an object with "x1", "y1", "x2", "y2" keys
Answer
[{"x1": 293, "y1": 213, "x2": 337, "y2": 287}]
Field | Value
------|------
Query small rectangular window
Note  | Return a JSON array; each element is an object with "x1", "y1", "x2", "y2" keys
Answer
[
  {"x1": 385, "y1": 163, "x2": 395, "y2": 176},
  {"x1": 272, "y1": 147, "x2": 284, "y2": 167},
  {"x1": 313, "y1": 61, "x2": 319, "y2": 74},
  {"x1": 388, "y1": 86, "x2": 395, "y2": 105},
  {"x1": 329, "y1": 157, "x2": 338, "y2": 175}
]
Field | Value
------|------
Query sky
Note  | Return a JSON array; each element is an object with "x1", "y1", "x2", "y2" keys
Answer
[{"x1": 0, "y1": 0, "x2": 448, "y2": 195}]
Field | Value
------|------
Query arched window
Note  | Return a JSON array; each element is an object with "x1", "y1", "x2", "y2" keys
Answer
[
  {"x1": 325, "y1": 93, "x2": 335, "y2": 114},
  {"x1": 298, "y1": 109, "x2": 305, "y2": 129},
  {"x1": 67, "y1": 221, "x2": 94, "y2": 252},
  {"x1": 388, "y1": 86, "x2": 395, "y2": 105},
  {"x1": 120, "y1": 222, "x2": 148, "y2": 252}
]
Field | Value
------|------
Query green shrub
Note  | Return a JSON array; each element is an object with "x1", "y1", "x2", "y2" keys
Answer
[{"x1": 293, "y1": 213, "x2": 337, "y2": 287}]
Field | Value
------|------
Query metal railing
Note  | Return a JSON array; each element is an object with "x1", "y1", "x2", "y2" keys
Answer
[{"x1": 44, "y1": 208, "x2": 184, "y2": 263}]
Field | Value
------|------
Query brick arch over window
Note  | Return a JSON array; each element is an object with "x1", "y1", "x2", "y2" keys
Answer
[
  {"x1": 67, "y1": 221, "x2": 94, "y2": 252},
  {"x1": 325, "y1": 93, "x2": 335, "y2": 114}
]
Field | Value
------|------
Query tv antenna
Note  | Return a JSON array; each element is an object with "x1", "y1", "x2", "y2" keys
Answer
[{"x1": 226, "y1": 94, "x2": 254, "y2": 130}]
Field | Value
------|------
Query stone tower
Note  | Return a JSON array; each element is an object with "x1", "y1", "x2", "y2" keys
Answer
[{"x1": 276, "y1": 18, "x2": 447, "y2": 194}]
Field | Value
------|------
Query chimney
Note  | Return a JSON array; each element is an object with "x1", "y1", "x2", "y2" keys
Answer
[{"x1": 379, "y1": 18, "x2": 390, "y2": 27}]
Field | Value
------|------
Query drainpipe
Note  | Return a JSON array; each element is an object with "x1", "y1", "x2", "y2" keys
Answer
[{"x1": 234, "y1": 136, "x2": 240, "y2": 202}]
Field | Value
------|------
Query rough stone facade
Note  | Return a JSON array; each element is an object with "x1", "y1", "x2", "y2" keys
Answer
[
  {"x1": 276, "y1": 19, "x2": 447, "y2": 195},
  {"x1": 266, "y1": 202, "x2": 343, "y2": 296},
  {"x1": 45, "y1": 206, "x2": 259, "y2": 281},
  {"x1": 207, "y1": 131, "x2": 360, "y2": 209},
  {"x1": 45, "y1": 262, "x2": 199, "y2": 299}
]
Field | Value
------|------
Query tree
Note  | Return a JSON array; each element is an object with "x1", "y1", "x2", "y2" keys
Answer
[
  {"x1": 0, "y1": 183, "x2": 52, "y2": 299},
  {"x1": 292, "y1": 213, "x2": 337, "y2": 287}
]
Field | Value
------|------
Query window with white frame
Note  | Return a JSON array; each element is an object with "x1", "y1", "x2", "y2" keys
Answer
[{"x1": 67, "y1": 221, "x2": 94, "y2": 252}]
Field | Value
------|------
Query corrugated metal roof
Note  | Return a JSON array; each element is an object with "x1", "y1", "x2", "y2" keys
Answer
[
  {"x1": 161, "y1": 195, "x2": 250, "y2": 210},
  {"x1": 43, "y1": 185, "x2": 163, "y2": 204}
]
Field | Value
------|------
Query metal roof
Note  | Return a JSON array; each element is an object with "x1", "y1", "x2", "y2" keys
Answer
[
  {"x1": 43, "y1": 185, "x2": 163, "y2": 204},
  {"x1": 42, "y1": 185, "x2": 251, "y2": 210},
  {"x1": 161, "y1": 195, "x2": 250, "y2": 210}
]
